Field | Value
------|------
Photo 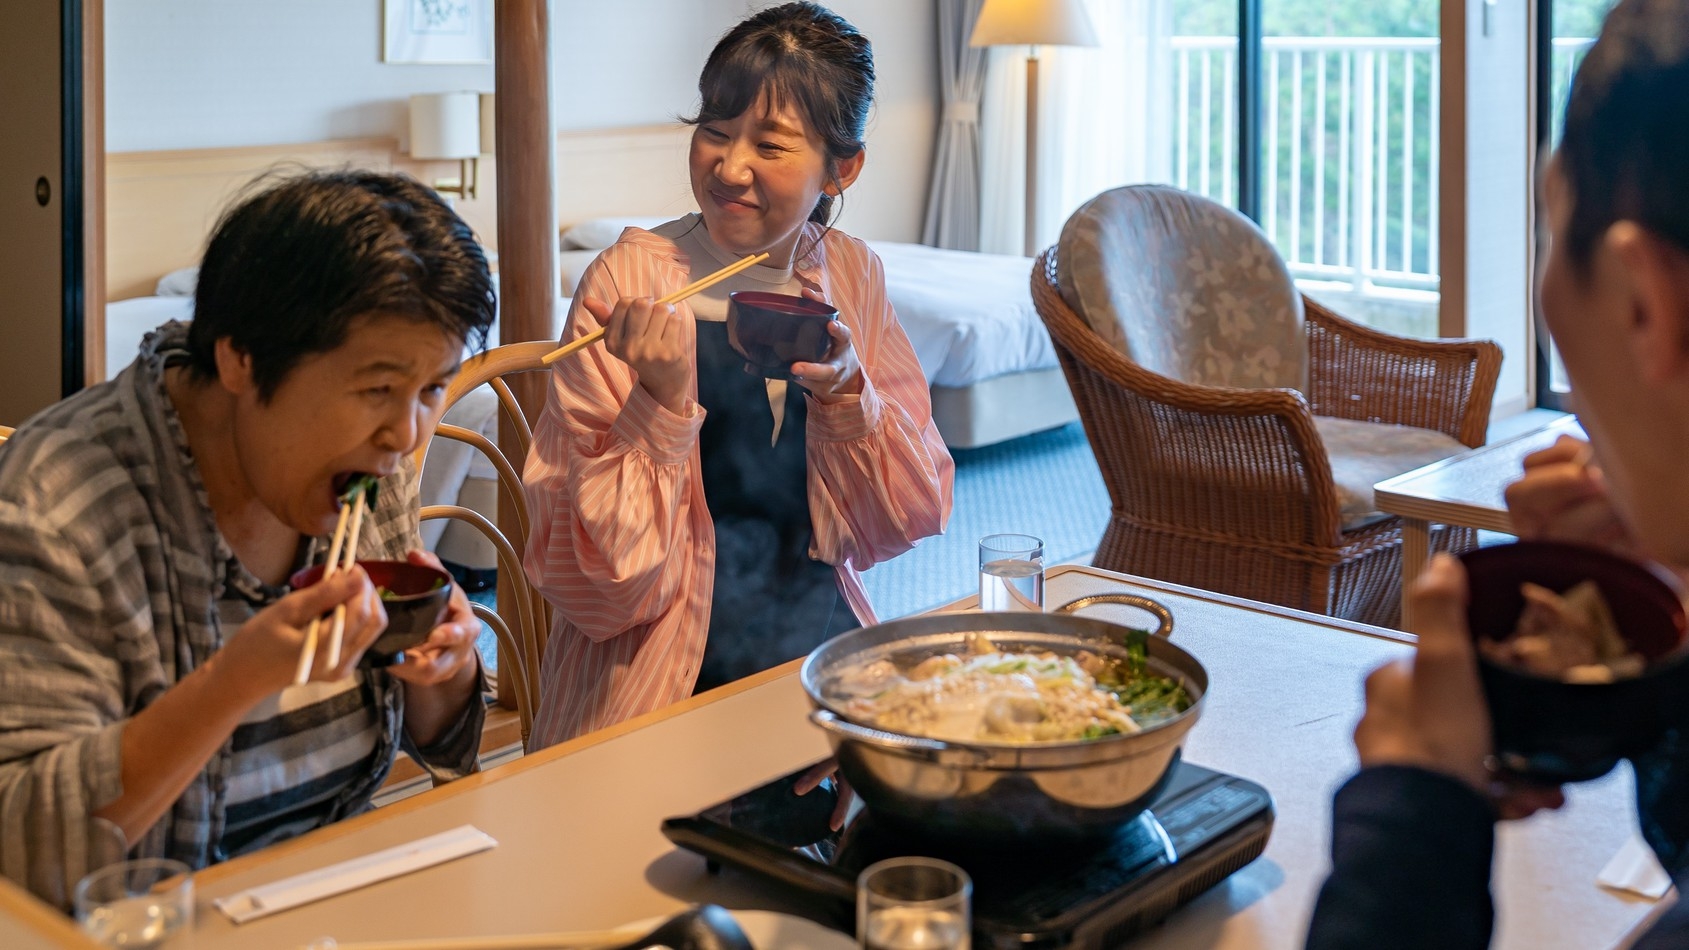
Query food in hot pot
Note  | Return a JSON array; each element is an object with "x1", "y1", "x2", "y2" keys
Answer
[{"x1": 830, "y1": 632, "x2": 1192, "y2": 743}]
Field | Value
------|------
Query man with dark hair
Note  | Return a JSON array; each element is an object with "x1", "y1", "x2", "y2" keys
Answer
[
  {"x1": 1306, "y1": 0, "x2": 1689, "y2": 946},
  {"x1": 0, "y1": 170, "x2": 496, "y2": 908}
]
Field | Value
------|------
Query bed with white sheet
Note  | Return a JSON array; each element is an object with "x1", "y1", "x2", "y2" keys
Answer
[
  {"x1": 105, "y1": 273, "x2": 565, "y2": 573},
  {"x1": 557, "y1": 224, "x2": 1077, "y2": 449}
]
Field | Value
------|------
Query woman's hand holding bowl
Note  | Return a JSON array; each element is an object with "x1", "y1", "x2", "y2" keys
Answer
[
  {"x1": 789, "y1": 287, "x2": 862, "y2": 403},
  {"x1": 586, "y1": 295, "x2": 694, "y2": 415},
  {"x1": 385, "y1": 551, "x2": 482, "y2": 688}
]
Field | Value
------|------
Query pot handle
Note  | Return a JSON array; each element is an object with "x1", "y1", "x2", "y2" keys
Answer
[
  {"x1": 1054, "y1": 593, "x2": 1175, "y2": 639},
  {"x1": 808, "y1": 709, "x2": 985, "y2": 764}
]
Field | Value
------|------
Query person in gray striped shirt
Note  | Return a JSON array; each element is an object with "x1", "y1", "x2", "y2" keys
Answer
[{"x1": 0, "y1": 170, "x2": 496, "y2": 909}]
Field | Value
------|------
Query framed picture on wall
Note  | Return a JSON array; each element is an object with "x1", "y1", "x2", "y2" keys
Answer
[{"x1": 383, "y1": 0, "x2": 493, "y2": 65}]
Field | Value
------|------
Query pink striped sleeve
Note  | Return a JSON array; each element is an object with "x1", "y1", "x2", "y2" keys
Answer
[
  {"x1": 522, "y1": 241, "x2": 704, "y2": 642},
  {"x1": 803, "y1": 234, "x2": 955, "y2": 573}
]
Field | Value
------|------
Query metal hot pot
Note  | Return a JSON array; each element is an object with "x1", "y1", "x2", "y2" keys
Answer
[{"x1": 800, "y1": 594, "x2": 1207, "y2": 843}]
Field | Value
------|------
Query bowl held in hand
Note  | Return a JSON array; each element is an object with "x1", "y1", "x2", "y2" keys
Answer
[
  {"x1": 1461, "y1": 540, "x2": 1689, "y2": 783},
  {"x1": 726, "y1": 290, "x2": 837, "y2": 380},
  {"x1": 290, "y1": 559, "x2": 453, "y2": 667}
]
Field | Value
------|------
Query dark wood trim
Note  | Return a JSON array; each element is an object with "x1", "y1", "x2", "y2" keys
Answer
[
  {"x1": 59, "y1": 0, "x2": 86, "y2": 397},
  {"x1": 1438, "y1": 0, "x2": 1468, "y2": 338},
  {"x1": 1237, "y1": 0, "x2": 1262, "y2": 221},
  {"x1": 1532, "y1": 0, "x2": 1569, "y2": 410}
]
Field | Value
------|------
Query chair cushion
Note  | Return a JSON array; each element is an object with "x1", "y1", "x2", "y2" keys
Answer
[
  {"x1": 1314, "y1": 416, "x2": 1468, "y2": 531},
  {"x1": 1057, "y1": 185, "x2": 1307, "y2": 392}
]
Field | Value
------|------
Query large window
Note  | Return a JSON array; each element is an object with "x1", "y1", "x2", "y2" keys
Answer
[{"x1": 1172, "y1": 0, "x2": 1440, "y2": 339}]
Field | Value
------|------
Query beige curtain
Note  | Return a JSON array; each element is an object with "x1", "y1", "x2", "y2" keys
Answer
[{"x1": 920, "y1": 0, "x2": 989, "y2": 250}]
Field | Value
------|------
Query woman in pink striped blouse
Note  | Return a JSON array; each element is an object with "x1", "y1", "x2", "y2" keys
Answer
[{"x1": 522, "y1": 2, "x2": 954, "y2": 747}]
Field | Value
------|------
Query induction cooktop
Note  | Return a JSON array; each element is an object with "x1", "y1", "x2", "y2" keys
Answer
[{"x1": 661, "y1": 758, "x2": 1273, "y2": 949}]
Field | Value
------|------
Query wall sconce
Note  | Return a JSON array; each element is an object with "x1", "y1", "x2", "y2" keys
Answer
[{"x1": 409, "y1": 91, "x2": 484, "y2": 201}]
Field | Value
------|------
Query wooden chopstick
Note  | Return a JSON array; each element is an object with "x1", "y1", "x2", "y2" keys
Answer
[
  {"x1": 323, "y1": 488, "x2": 369, "y2": 667},
  {"x1": 539, "y1": 251, "x2": 770, "y2": 366},
  {"x1": 302, "y1": 925, "x2": 642, "y2": 950},
  {"x1": 294, "y1": 498, "x2": 354, "y2": 685}
]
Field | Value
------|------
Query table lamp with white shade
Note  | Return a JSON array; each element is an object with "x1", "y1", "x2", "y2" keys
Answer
[
  {"x1": 409, "y1": 91, "x2": 484, "y2": 201},
  {"x1": 970, "y1": 0, "x2": 1099, "y2": 256}
]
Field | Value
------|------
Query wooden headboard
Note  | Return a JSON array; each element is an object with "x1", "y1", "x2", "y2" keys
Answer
[
  {"x1": 105, "y1": 123, "x2": 700, "y2": 302},
  {"x1": 105, "y1": 137, "x2": 497, "y2": 301},
  {"x1": 553, "y1": 123, "x2": 696, "y2": 227}
]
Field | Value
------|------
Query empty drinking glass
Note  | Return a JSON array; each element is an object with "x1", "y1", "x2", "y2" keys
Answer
[
  {"x1": 978, "y1": 533, "x2": 1044, "y2": 611},
  {"x1": 858, "y1": 856, "x2": 972, "y2": 950},
  {"x1": 75, "y1": 858, "x2": 193, "y2": 950}
]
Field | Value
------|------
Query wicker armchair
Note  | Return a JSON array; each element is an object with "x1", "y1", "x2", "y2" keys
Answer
[{"x1": 1033, "y1": 186, "x2": 1502, "y2": 628}]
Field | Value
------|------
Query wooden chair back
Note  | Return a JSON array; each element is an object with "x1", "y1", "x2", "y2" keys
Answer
[{"x1": 416, "y1": 340, "x2": 555, "y2": 747}]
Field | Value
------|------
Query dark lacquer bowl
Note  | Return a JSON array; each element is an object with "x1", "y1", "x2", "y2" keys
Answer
[
  {"x1": 1461, "y1": 541, "x2": 1689, "y2": 783},
  {"x1": 290, "y1": 559, "x2": 452, "y2": 667},
  {"x1": 726, "y1": 290, "x2": 837, "y2": 380}
]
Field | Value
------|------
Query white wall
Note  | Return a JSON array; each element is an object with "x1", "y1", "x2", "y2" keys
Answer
[
  {"x1": 1439, "y1": 0, "x2": 1535, "y2": 415},
  {"x1": 103, "y1": 0, "x2": 938, "y2": 242}
]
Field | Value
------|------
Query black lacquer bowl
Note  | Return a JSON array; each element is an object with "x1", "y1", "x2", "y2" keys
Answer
[
  {"x1": 726, "y1": 290, "x2": 837, "y2": 380},
  {"x1": 290, "y1": 559, "x2": 452, "y2": 666},
  {"x1": 1462, "y1": 541, "x2": 1689, "y2": 783}
]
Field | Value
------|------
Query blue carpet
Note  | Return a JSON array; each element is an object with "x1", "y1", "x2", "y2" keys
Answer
[
  {"x1": 466, "y1": 586, "x2": 500, "y2": 673},
  {"x1": 462, "y1": 421, "x2": 1112, "y2": 665},
  {"x1": 861, "y1": 422, "x2": 1110, "y2": 619}
]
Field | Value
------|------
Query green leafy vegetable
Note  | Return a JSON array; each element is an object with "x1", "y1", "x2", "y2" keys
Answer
[
  {"x1": 1092, "y1": 631, "x2": 1193, "y2": 729},
  {"x1": 342, "y1": 473, "x2": 380, "y2": 507}
]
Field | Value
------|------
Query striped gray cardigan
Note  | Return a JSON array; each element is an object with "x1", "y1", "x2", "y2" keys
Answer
[{"x1": 0, "y1": 322, "x2": 483, "y2": 909}]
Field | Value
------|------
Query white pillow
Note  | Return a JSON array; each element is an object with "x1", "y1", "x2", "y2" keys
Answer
[
  {"x1": 155, "y1": 266, "x2": 200, "y2": 297},
  {"x1": 559, "y1": 216, "x2": 669, "y2": 250}
]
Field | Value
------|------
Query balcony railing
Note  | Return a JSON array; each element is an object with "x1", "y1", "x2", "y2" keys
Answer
[{"x1": 1170, "y1": 35, "x2": 1595, "y2": 300}]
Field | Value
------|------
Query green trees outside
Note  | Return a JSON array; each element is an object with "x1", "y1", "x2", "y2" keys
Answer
[
  {"x1": 1170, "y1": 0, "x2": 1612, "y2": 38},
  {"x1": 1164, "y1": 0, "x2": 1614, "y2": 287}
]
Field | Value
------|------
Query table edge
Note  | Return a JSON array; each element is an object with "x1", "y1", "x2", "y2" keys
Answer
[
  {"x1": 0, "y1": 877, "x2": 99, "y2": 946},
  {"x1": 1373, "y1": 416, "x2": 1580, "y2": 497}
]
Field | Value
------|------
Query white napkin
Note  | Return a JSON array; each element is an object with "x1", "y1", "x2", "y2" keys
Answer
[
  {"x1": 1598, "y1": 832, "x2": 1673, "y2": 900},
  {"x1": 213, "y1": 824, "x2": 497, "y2": 924}
]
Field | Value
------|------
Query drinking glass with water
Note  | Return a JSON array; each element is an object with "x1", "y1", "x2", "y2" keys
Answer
[
  {"x1": 978, "y1": 533, "x2": 1044, "y2": 611},
  {"x1": 858, "y1": 856, "x2": 972, "y2": 950},
  {"x1": 75, "y1": 857, "x2": 192, "y2": 949}
]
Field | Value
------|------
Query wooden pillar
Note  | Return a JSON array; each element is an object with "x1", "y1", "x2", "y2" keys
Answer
[
  {"x1": 493, "y1": 0, "x2": 556, "y2": 710},
  {"x1": 494, "y1": 0, "x2": 557, "y2": 358}
]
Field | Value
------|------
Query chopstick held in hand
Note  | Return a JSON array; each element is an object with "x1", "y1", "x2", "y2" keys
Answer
[
  {"x1": 293, "y1": 477, "x2": 376, "y2": 685},
  {"x1": 540, "y1": 251, "x2": 770, "y2": 366},
  {"x1": 323, "y1": 484, "x2": 370, "y2": 667}
]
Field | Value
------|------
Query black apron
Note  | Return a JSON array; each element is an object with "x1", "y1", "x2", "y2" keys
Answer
[{"x1": 692, "y1": 320, "x2": 857, "y2": 692}]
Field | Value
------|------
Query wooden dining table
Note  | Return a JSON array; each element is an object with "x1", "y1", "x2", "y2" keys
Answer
[{"x1": 0, "y1": 564, "x2": 1661, "y2": 949}]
